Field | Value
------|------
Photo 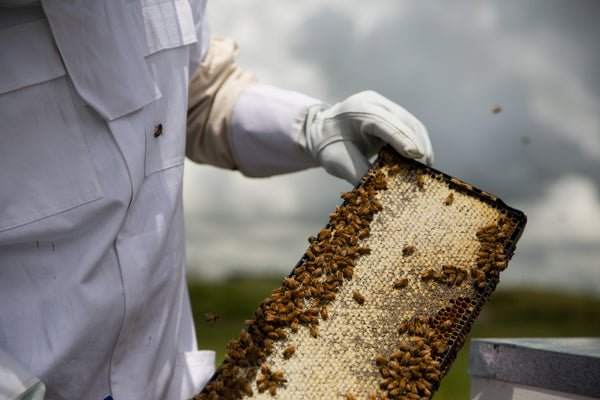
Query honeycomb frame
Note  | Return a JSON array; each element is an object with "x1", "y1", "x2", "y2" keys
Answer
[{"x1": 192, "y1": 146, "x2": 527, "y2": 400}]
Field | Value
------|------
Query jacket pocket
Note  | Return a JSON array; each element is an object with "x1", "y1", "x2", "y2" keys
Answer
[
  {"x1": 0, "y1": 19, "x2": 103, "y2": 232},
  {"x1": 137, "y1": 0, "x2": 198, "y2": 57},
  {"x1": 133, "y1": 0, "x2": 199, "y2": 176}
]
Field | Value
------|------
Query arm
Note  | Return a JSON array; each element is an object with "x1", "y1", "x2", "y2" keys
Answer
[{"x1": 186, "y1": 37, "x2": 433, "y2": 184}]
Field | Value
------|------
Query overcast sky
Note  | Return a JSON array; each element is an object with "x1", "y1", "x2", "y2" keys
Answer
[{"x1": 183, "y1": 0, "x2": 600, "y2": 295}]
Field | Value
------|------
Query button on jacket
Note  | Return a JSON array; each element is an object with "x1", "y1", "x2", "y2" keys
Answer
[{"x1": 0, "y1": 1, "x2": 318, "y2": 399}]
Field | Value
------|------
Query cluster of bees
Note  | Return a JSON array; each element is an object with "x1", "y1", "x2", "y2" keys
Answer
[
  {"x1": 470, "y1": 214, "x2": 515, "y2": 290},
  {"x1": 192, "y1": 170, "x2": 389, "y2": 400},
  {"x1": 374, "y1": 301, "x2": 469, "y2": 400},
  {"x1": 256, "y1": 365, "x2": 287, "y2": 396},
  {"x1": 374, "y1": 283, "x2": 481, "y2": 399},
  {"x1": 367, "y1": 159, "x2": 516, "y2": 399},
  {"x1": 193, "y1": 148, "x2": 518, "y2": 400},
  {"x1": 421, "y1": 264, "x2": 468, "y2": 287}
]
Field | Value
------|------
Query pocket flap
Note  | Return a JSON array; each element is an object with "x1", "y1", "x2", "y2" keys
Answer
[
  {"x1": 0, "y1": 19, "x2": 66, "y2": 95},
  {"x1": 139, "y1": 0, "x2": 198, "y2": 56}
]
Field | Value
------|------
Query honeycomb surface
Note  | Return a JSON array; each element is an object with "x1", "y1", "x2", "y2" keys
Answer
[{"x1": 192, "y1": 147, "x2": 526, "y2": 400}]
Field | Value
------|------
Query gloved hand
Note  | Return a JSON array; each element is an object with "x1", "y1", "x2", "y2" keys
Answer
[{"x1": 298, "y1": 90, "x2": 434, "y2": 185}]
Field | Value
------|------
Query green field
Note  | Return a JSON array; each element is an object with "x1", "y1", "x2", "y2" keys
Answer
[{"x1": 188, "y1": 276, "x2": 600, "y2": 399}]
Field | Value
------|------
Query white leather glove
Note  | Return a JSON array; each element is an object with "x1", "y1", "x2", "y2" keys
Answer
[{"x1": 298, "y1": 90, "x2": 434, "y2": 185}]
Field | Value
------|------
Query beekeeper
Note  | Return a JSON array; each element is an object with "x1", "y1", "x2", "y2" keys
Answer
[{"x1": 0, "y1": 1, "x2": 433, "y2": 400}]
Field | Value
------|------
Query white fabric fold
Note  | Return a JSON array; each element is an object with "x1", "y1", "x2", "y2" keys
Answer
[{"x1": 40, "y1": 1, "x2": 160, "y2": 120}]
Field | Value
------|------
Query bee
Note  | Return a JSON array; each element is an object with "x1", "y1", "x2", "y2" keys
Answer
[
  {"x1": 421, "y1": 269, "x2": 435, "y2": 281},
  {"x1": 492, "y1": 105, "x2": 502, "y2": 114},
  {"x1": 242, "y1": 382, "x2": 253, "y2": 396},
  {"x1": 283, "y1": 345, "x2": 296, "y2": 359},
  {"x1": 273, "y1": 370, "x2": 286, "y2": 383},
  {"x1": 322, "y1": 292, "x2": 336, "y2": 302},
  {"x1": 440, "y1": 319, "x2": 453, "y2": 331},
  {"x1": 398, "y1": 321, "x2": 408, "y2": 334},
  {"x1": 290, "y1": 320, "x2": 299, "y2": 332},
  {"x1": 345, "y1": 392, "x2": 356, "y2": 400},
  {"x1": 268, "y1": 382, "x2": 277, "y2": 396},
  {"x1": 321, "y1": 305, "x2": 329, "y2": 320},
  {"x1": 276, "y1": 328, "x2": 287, "y2": 339},
  {"x1": 357, "y1": 229, "x2": 369, "y2": 240},
  {"x1": 205, "y1": 313, "x2": 220, "y2": 327},
  {"x1": 246, "y1": 367, "x2": 258, "y2": 379},
  {"x1": 444, "y1": 192, "x2": 454, "y2": 205},
  {"x1": 495, "y1": 261, "x2": 507, "y2": 270},
  {"x1": 264, "y1": 338, "x2": 273, "y2": 354},
  {"x1": 389, "y1": 165, "x2": 399, "y2": 174},
  {"x1": 310, "y1": 324, "x2": 318, "y2": 338},
  {"x1": 318, "y1": 228, "x2": 332, "y2": 241},
  {"x1": 257, "y1": 381, "x2": 268, "y2": 393},
  {"x1": 388, "y1": 360, "x2": 401, "y2": 371},
  {"x1": 416, "y1": 174, "x2": 426, "y2": 188},
  {"x1": 402, "y1": 244, "x2": 416, "y2": 256},
  {"x1": 393, "y1": 278, "x2": 408, "y2": 290},
  {"x1": 455, "y1": 270, "x2": 467, "y2": 285},
  {"x1": 375, "y1": 355, "x2": 388, "y2": 365},
  {"x1": 352, "y1": 290, "x2": 365, "y2": 305},
  {"x1": 153, "y1": 123, "x2": 163, "y2": 137}
]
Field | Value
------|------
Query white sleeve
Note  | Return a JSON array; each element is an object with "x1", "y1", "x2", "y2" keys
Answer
[
  {"x1": 0, "y1": 349, "x2": 45, "y2": 400},
  {"x1": 230, "y1": 84, "x2": 322, "y2": 177}
]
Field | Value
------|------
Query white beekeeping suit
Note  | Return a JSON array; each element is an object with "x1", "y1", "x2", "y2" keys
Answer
[{"x1": 0, "y1": 1, "x2": 433, "y2": 400}]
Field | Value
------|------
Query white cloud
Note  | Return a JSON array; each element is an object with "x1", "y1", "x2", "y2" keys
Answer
[
  {"x1": 500, "y1": 175, "x2": 600, "y2": 295},
  {"x1": 515, "y1": 174, "x2": 600, "y2": 245}
]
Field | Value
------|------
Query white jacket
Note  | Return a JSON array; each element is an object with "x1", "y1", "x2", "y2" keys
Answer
[{"x1": 0, "y1": 1, "x2": 317, "y2": 399}]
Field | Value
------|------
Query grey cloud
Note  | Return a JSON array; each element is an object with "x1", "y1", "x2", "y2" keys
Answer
[
  {"x1": 289, "y1": 1, "x2": 600, "y2": 204},
  {"x1": 186, "y1": 1, "x2": 600, "y2": 293}
]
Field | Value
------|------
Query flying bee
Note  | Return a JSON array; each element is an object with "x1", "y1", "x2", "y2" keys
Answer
[
  {"x1": 444, "y1": 192, "x2": 454, "y2": 205},
  {"x1": 205, "y1": 313, "x2": 220, "y2": 327},
  {"x1": 492, "y1": 105, "x2": 502, "y2": 114},
  {"x1": 352, "y1": 290, "x2": 365, "y2": 305},
  {"x1": 153, "y1": 123, "x2": 163, "y2": 137}
]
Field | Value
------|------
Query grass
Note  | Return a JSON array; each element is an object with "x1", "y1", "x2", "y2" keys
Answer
[{"x1": 188, "y1": 276, "x2": 600, "y2": 399}]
